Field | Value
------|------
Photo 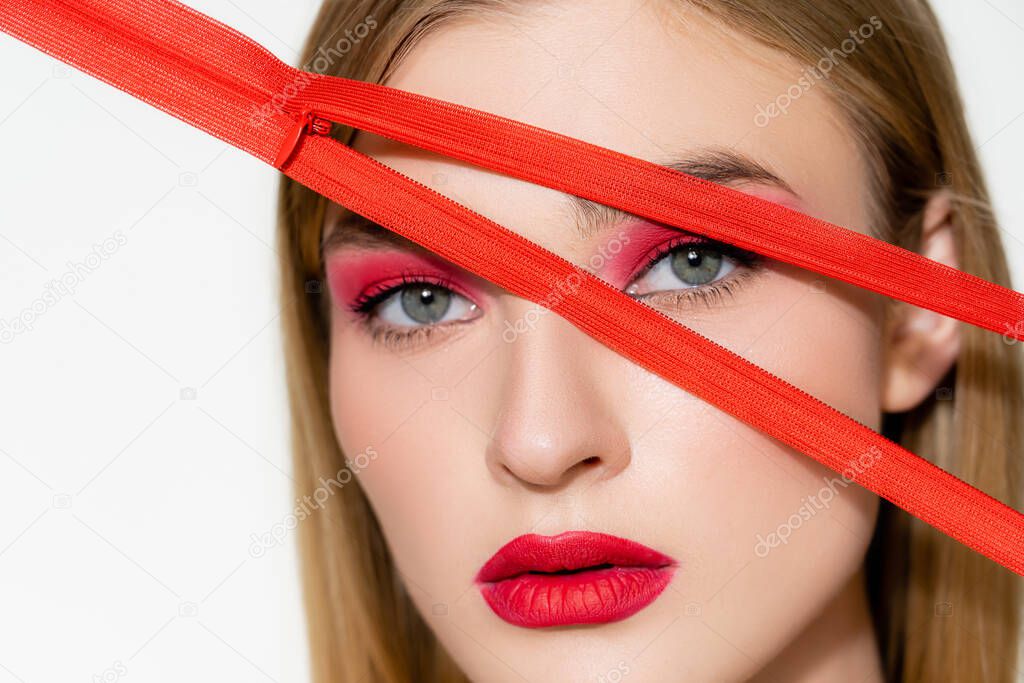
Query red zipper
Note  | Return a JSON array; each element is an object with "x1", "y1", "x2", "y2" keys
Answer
[{"x1": 3, "y1": 0, "x2": 1024, "y2": 575}]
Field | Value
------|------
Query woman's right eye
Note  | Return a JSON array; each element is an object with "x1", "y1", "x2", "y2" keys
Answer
[{"x1": 364, "y1": 282, "x2": 479, "y2": 328}]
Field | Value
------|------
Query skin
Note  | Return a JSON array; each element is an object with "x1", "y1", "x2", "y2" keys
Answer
[{"x1": 321, "y1": 1, "x2": 959, "y2": 680}]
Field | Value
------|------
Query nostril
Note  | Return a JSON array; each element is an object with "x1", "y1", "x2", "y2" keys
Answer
[{"x1": 581, "y1": 456, "x2": 600, "y2": 466}]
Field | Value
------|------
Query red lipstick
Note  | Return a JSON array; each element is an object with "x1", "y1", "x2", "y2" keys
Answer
[{"x1": 475, "y1": 531, "x2": 676, "y2": 628}]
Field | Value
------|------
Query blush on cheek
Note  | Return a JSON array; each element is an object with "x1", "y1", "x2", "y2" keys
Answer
[{"x1": 325, "y1": 248, "x2": 489, "y2": 311}]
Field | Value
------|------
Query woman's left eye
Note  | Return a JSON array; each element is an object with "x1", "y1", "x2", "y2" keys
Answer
[
  {"x1": 625, "y1": 244, "x2": 738, "y2": 296},
  {"x1": 373, "y1": 283, "x2": 479, "y2": 328}
]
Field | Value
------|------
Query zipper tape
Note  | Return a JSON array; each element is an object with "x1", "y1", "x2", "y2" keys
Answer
[{"x1": 3, "y1": 0, "x2": 1023, "y2": 573}]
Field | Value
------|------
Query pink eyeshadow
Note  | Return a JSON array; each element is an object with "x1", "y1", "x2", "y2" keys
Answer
[
  {"x1": 595, "y1": 187, "x2": 804, "y2": 288},
  {"x1": 325, "y1": 248, "x2": 488, "y2": 310},
  {"x1": 597, "y1": 221, "x2": 701, "y2": 288}
]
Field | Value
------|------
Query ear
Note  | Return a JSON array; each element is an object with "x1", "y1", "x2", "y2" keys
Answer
[{"x1": 881, "y1": 191, "x2": 962, "y2": 412}]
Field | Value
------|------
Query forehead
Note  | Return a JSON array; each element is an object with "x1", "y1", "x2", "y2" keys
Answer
[{"x1": 338, "y1": 0, "x2": 871, "y2": 254}]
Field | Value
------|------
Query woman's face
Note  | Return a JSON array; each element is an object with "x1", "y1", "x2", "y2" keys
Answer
[{"x1": 324, "y1": 2, "x2": 883, "y2": 681}]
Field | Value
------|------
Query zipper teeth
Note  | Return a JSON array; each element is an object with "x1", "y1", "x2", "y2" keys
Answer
[{"x1": 310, "y1": 117, "x2": 333, "y2": 135}]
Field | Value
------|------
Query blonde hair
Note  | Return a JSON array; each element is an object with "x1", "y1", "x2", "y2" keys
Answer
[{"x1": 277, "y1": 1, "x2": 1023, "y2": 681}]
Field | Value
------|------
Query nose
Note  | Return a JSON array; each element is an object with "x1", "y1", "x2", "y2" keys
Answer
[{"x1": 485, "y1": 300, "x2": 632, "y2": 490}]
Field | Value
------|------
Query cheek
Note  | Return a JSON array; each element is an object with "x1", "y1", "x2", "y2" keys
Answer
[
  {"x1": 752, "y1": 269, "x2": 885, "y2": 427},
  {"x1": 700, "y1": 266, "x2": 885, "y2": 567},
  {"x1": 685, "y1": 263, "x2": 884, "y2": 427},
  {"x1": 628, "y1": 269, "x2": 881, "y2": 671},
  {"x1": 326, "y1": 317, "x2": 496, "y2": 594}
]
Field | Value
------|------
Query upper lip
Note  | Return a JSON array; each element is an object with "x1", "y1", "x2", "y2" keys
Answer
[{"x1": 475, "y1": 530, "x2": 676, "y2": 583}]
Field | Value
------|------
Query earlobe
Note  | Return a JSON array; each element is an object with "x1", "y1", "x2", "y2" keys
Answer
[{"x1": 881, "y1": 191, "x2": 962, "y2": 413}]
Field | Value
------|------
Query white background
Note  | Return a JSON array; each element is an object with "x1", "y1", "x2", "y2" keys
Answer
[{"x1": 0, "y1": 2, "x2": 1021, "y2": 682}]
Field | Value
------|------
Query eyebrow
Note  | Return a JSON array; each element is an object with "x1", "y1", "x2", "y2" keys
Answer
[
  {"x1": 566, "y1": 148, "x2": 797, "y2": 241},
  {"x1": 321, "y1": 147, "x2": 797, "y2": 254}
]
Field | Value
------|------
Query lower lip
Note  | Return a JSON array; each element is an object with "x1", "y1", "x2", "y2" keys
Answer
[{"x1": 478, "y1": 565, "x2": 675, "y2": 628}]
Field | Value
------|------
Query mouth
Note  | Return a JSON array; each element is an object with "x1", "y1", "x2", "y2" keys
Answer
[{"x1": 475, "y1": 530, "x2": 677, "y2": 628}]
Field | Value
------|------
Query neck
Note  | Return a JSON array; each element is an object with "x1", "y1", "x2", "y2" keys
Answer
[{"x1": 751, "y1": 568, "x2": 884, "y2": 682}]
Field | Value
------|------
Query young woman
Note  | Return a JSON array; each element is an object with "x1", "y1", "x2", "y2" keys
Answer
[{"x1": 277, "y1": 1, "x2": 1022, "y2": 680}]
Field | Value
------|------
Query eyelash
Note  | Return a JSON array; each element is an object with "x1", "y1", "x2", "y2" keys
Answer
[
  {"x1": 628, "y1": 237, "x2": 763, "y2": 310},
  {"x1": 349, "y1": 272, "x2": 458, "y2": 314},
  {"x1": 348, "y1": 272, "x2": 471, "y2": 350},
  {"x1": 348, "y1": 239, "x2": 764, "y2": 350}
]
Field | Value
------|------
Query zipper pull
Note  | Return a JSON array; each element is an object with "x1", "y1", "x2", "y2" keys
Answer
[{"x1": 273, "y1": 109, "x2": 332, "y2": 169}]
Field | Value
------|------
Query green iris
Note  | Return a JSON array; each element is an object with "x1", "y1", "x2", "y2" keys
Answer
[
  {"x1": 671, "y1": 248, "x2": 723, "y2": 286},
  {"x1": 401, "y1": 284, "x2": 452, "y2": 323}
]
